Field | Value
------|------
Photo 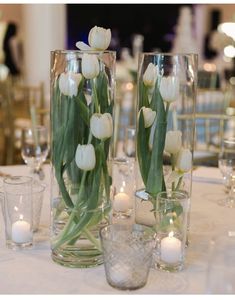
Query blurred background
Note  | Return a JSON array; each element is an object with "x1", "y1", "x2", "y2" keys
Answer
[{"x1": 0, "y1": 3, "x2": 235, "y2": 166}]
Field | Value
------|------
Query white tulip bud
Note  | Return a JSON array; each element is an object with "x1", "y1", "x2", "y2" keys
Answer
[
  {"x1": 90, "y1": 113, "x2": 113, "y2": 140},
  {"x1": 159, "y1": 76, "x2": 180, "y2": 102},
  {"x1": 88, "y1": 26, "x2": 111, "y2": 50},
  {"x1": 141, "y1": 107, "x2": 156, "y2": 128},
  {"x1": 143, "y1": 63, "x2": 158, "y2": 87},
  {"x1": 82, "y1": 53, "x2": 99, "y2": 79},
  {"x1": 164, "y1": 130, "x2": 182, "y2": 154},
  {"x1": 176, "y1": 148, "x2": 192, "y2": 172},
  {"x1": 58, "y1": 72, "x2": 82, "y2": 97},
  {"x1": 75, "y1": 144, "x2": 96, "y2": 171}
]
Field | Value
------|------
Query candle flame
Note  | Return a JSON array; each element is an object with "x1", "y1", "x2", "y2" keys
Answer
[
  {"x1": 19, "y1": 214, "x2": 24, "y2": 221},
  {"x1": 169, "y1": 218, "x2": 173, "y2": 225},
  {"x1": 122, "y1": 181, "x2": 126, "y2": 187},
  {"x1": 120, "y1": 187, "x2": 124, "y2": 193},
  {"x1": 14, "y1": 206, "x2": 19, "y2": 212},
  {"x1": 168, "y1": 231, "x2": 174, "y2": 238}
]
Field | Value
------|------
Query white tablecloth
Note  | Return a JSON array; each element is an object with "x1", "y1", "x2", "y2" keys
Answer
[{"x1": 0, "y1": 164, "x2": 234, "y2": 294}]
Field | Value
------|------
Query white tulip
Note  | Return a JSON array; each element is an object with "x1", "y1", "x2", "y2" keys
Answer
[
  {"x1": 58, "y1": 72, "x2": 82, "y2": 97},
  {"x1": 90, "y1": 113, "x2": 113, "y2": 140},
  {"x1": 82, "y1": 53, "x2": 99, "y2": 79},
  {"x1": 176, "y1": 148, "x2": 192, "y2": 172},
  {"x1": 75, "y1": 144, "x2": 96, "y2": 171},
  {"x1": 141, "y1": 107, "x2": 156, "y2": 128},
  {"x1": 88, "y1": 26, "x2": 111, "y2": 50},
  {"x1": 159, "y1": 76, "x2": 180, "y2": 102},
  {"x1": 143, "y1": 63, "x2": 158, "y2": 87},
  {"x1": 164, "y1": 130, "x2": 182, "y2": 154}
]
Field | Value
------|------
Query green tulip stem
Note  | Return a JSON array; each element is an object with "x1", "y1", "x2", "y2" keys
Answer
[
  {"x1": 53, "y1": 126, "x2": 96, "y2": 250},
  {"x1": 82, "y1": 227, "x2": 102, "y2": 252},
  {"x1": 91, "y1": 79, "x2": 99, "y2": 113},
  {"x1": 53, "y1": 171, "x2": 88, "y2": 248},
  {"x1": 175, "y1": 176, "x2": 183, "y2": 191},
  {"x1": 165, "y1": 102, "x2": 170, "y2": 117}
]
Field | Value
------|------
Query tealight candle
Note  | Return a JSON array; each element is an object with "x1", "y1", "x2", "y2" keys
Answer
[
  {"x1": 113, "y1": 189, "x2": 131, "y2": 212},
  {"x1": 160, "y1": 231, "x2": 182, "y2": 264},
  {"x1": 11, "y1": 215, "x2": 31, "y2": 244}
]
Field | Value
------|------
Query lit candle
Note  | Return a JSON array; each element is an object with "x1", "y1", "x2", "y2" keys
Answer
[
  {"x1": 113, "y1": 187, "x2": 131, "y2": 212},
  {"x1": 12, "y1": 214, "x2": 31, "y2": 244},
  {"x1": 160, "y1": 231, "x2": 182, "y2": 264}
]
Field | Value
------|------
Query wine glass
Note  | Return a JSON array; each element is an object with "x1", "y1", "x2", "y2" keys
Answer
[
  {"x1": 218, "y1": 137, "x2": 235, "y2": 208},
  {"x1": 21, "y1": 126, "x2": 49, "y2": 180}
]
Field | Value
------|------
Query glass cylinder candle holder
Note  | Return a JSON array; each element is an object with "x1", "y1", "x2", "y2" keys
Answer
[
  {"x1": 1, "y1": 176, "x2": 33, "y2": 249},
  {"x1": 112, "y1": 157, "x2": 135, "y2": 219},
  {"x1": 154, "y1": 191, "x2": 189, "y2": 272}
]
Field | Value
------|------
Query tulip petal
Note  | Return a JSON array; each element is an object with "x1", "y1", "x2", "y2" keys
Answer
[{"x1": 76, "y1": 41, "x2": 92, "y2": 51}]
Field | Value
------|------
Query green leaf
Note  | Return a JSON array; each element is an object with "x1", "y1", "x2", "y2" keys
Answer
[
  {"x1": 146, "y1": 84, "x2": 167, "y2": 198},
  {"x1": 149, "y1": 82, "x2": 160, "y2": 111},
  {"x1": 138, "y1": 81, "x2": 149, "y2": 110},
  {"x1": 137, "y1": 110, "x2": 151, "y2": 186},
  {"x1": 96, "y1": 71, "x2": 110, "y2": 113},
  {"x1": 74, "y1": 91, "x2": 90, "y2": 126}
]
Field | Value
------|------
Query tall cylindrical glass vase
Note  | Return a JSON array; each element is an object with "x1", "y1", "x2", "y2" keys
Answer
[
  {"x1": 135, "y1": 53, "x2": 197, "y2": 236},
  {"x1": 50, "y1": 50, "x2": 116, "y2": 268}
]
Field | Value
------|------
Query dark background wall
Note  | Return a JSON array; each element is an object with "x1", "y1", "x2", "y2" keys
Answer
[{"x1": 67, "y1": 4, "x2": 193, "y2": 57}]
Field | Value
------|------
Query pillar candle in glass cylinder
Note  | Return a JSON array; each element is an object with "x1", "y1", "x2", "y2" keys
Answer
[
  {"x1": 160, "y1": 231, "x2": 182, "y2": 264},
  {"x1": 11, "y1": 214, "x2": 31, "y2": 244}
]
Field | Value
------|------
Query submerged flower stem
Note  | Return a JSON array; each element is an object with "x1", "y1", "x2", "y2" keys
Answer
[
  {"x1": 175, "y1": 176, "x2": 183, "y2": 191},
  {"x1": 91, "y1": 79, "x2": 99, "y2": 113},
  {"x1": 53, "y1": 131, "x2": 94, "y2": 250},
  {"x1": 165, "y1": 102, "x2": 170, "y2": 117},
  {"x1": 82, "y1": 227, "x2": 102, "y2": 252}
]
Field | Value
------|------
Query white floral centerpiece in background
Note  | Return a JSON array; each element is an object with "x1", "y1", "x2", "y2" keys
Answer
[{"x1": 50, "y1": 26, "x2": 116, "y2": 268}]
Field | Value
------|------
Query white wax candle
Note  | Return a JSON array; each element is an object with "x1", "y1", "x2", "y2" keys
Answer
[
  {"x1": 113, "y1": 192, "x2": 130, "y2": 212},
  {"x1": 161, "y1": 233, "x2": 182, "y2": 264},
  {"x1": 12, "y1": 217, "x2": 31, "y2": 244}
]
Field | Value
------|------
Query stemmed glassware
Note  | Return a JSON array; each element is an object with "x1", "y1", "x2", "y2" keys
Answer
[
  {"x1": 21, "y1": 126, "x2": 49, "y2": 180},
  {"x1": 218, "y1": 137, "x2": 235, "y2": 208}
]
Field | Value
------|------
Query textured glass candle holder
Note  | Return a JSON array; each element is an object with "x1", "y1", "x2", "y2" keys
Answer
[
  {"x1": 100, "y1": 224, "x2": 155, "y2": 290},
  {"x1": 154, "y1": 191, "x2": 189, "y2": 272},
  {"x1": 1, "y1": 176, "x2": 33, "y2": 249}
]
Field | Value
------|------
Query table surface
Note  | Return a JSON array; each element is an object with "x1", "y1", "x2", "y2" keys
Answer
[{"x1": 0, "y1": 164, "x2": 234, "y2": 294}]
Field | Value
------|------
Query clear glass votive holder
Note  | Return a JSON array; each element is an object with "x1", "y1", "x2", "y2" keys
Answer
[
  {"x1": 32, "y1": 181, "x2": 45, "y2": 232},
  {"x1": 100, "y1": 223, "x2": 155, "y2": 291},
  {"x1": 154, "y1": 191, "x2": 189, "y2": 272},
  {"x1": 112, "y1": 157, "x2": 135, "y2": 219},
  {"x1": 2, "y1": 176, "x2": 33, "y2": 249}
]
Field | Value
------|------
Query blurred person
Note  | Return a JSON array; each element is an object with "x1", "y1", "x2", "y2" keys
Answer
[{"x1": 3, "y1": 22, "x2": 22, "y2": 76}]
